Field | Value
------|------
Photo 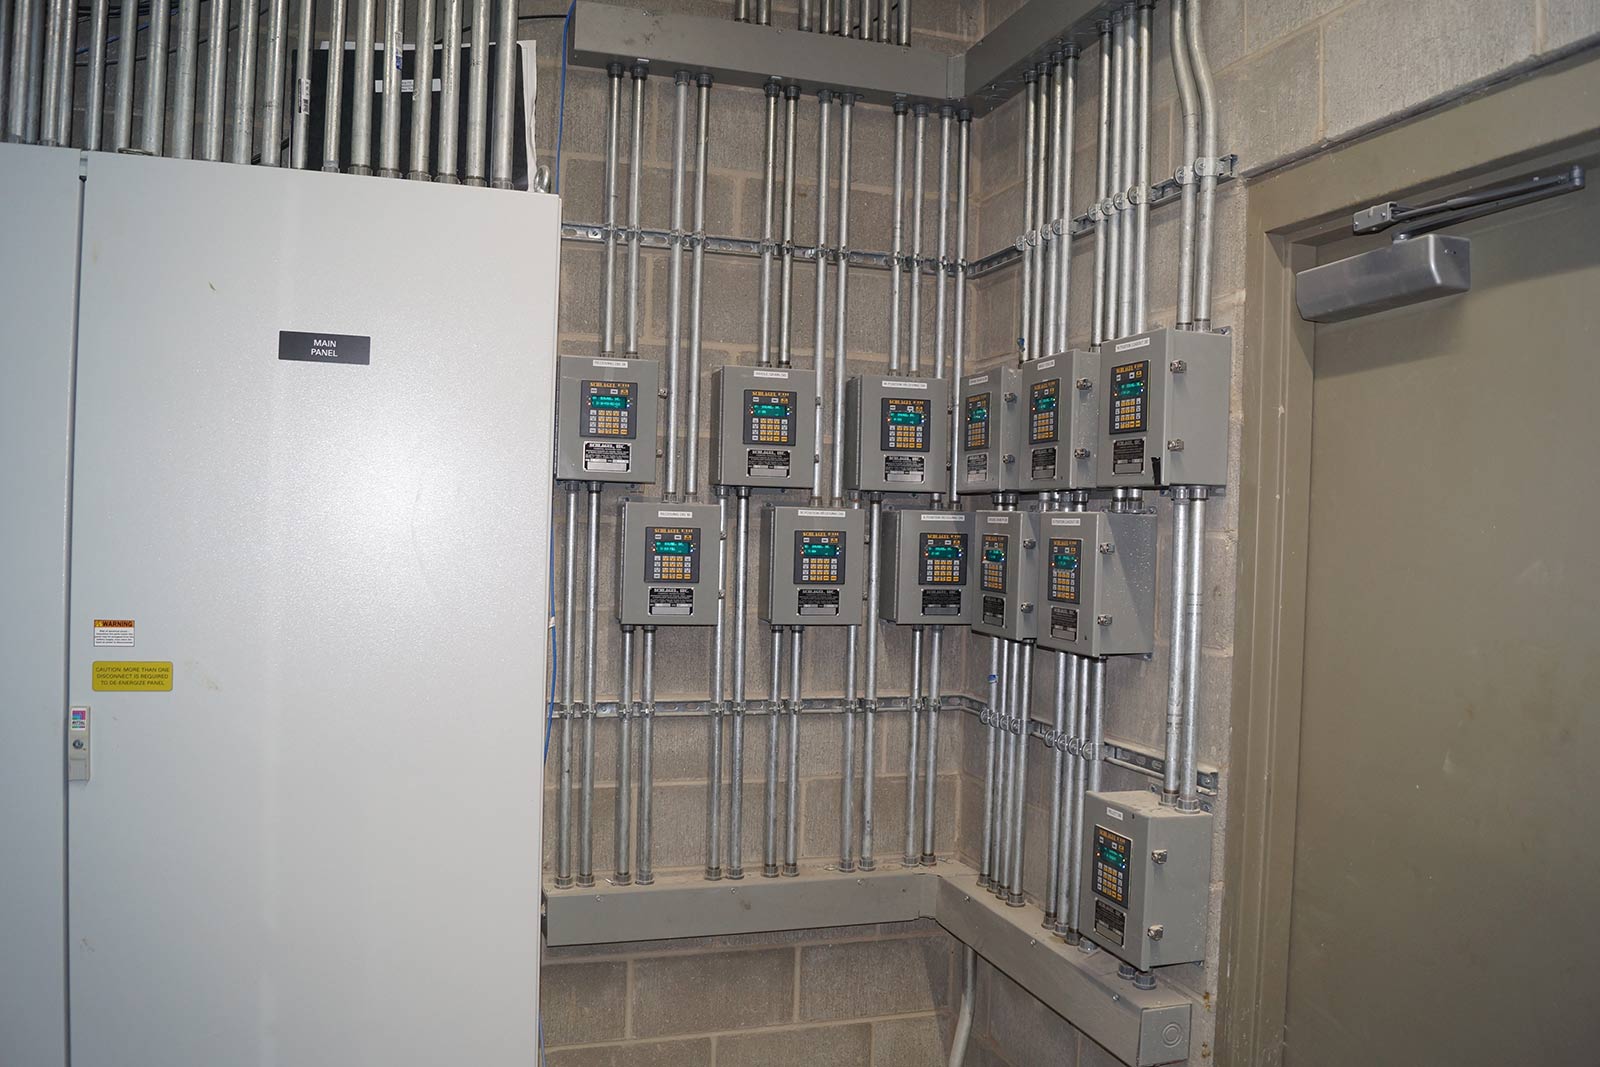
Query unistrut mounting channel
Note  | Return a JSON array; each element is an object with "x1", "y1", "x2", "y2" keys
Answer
[{"x1": 546, "y1": 860, "x2": 1199, "y2": 1066}]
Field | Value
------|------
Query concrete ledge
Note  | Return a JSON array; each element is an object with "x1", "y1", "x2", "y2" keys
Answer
[{"x1": 544, "y1": 861, "x2": 1195, "y2": 1065}]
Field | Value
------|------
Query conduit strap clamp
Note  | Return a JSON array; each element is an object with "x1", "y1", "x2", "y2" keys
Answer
[
  {"x1": 1049, "y1": 217, "x2": 1068, "y2": 237},
  {"x1": 1125, "y1": 185, "x2": 1148, "y2": 207},
  {"x1": 1193, "y1": 155, "x2": 1233, "y2": 179},
  {"x1": 862, "y1": 698, "x2": 880, "y2": 715},
  {"x1": 1174, "y1": 164, "x2": 1197, "y2": 187},
  {"x1": 1111, "y1": 191, "x2": 1128, "y2": 212},
  {"x1": 667, "y1": 228, "x2": 687, "y2": 247},
  {"x1": 1096, "y1": 196, "x2": 1118, "y2": 218},
  {"x1": 730, "y1": 700, "x2": 748, "y2": 717}
]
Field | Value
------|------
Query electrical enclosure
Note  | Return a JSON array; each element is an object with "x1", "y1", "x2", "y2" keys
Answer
[
  {"x1": 1034, "y1": 511, "x2": 1156, "y2": 657},
  {"x1": 1079, "y1": 790, "x2": 1214, "y2": 970},
  {"x1": 619, "y1": 501, "x2": 723, "y2": 626},
  {"x1": 973, "y1": 509, "x2": 1040, "y2": 641},
  {"x1": 556, "y1": 355, "x2": 661, "y2": 483},
  {"x1": 878, "y1": 509, "x2": 976, "y2": 625},
  {"x1": 759, "y1": 505, "x2": 866, "y2": 626},
  {"x1": 1016, "y1": 351, "x2": 1100, "y2": 492},
  {"x1": 843, "y1": 375, "x2": 952, "y2": 493},
  {"x1": 956, "y1": 367, "x2": 1021, "y2": 494},
  {"x1": 711, "y1": 365, "x2": 818, "y2": 489},
  {"x1": 1096, "y1": 328, "x2": 1231, "y2": 488}
]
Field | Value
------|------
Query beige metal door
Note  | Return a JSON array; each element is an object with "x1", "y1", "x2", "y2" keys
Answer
[{"x1": 1282, "y1": 154, "x2": 1600, "y2": 1065}]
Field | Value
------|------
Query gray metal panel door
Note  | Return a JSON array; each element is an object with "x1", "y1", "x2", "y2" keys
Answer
[
  {"x1": 66, "y1": 154, "x2": 557, "y2": 1066},
  {"x1": 1284, "y1": 152, "x2": 1600, "y2": 1065},
  {"x1": 0, "y1": 143, "x2": 81, "y2": 1067}
]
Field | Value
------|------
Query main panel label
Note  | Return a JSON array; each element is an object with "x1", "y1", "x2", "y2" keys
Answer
[{"x1": 278, "y1": 330, "x2": 371, "y2": 366}]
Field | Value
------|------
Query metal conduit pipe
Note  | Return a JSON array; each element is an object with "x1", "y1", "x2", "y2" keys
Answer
[
  {"x1": 685, "y1": 74, "x2": 712, "y2": 500},
  {"x1": 830, "y1": 94, "x2": 855, "y2": 504},
  {"x1": 993, "y1": 640, "x2": 1016, "y2": 897},
  {"x1": 463, "y1": 0, "x2": 489, "y2": 183},
  {"x1": 897, "y1": 0, "x2": 909, "y2": 46},
  {"x1": 1171, "y1": 0, "x2": 1199, "y2": 326},
  {"x1": 199, "y1": 0, "x2": 228, "y2": 159},
  {"x1": 1178, "y1": 489, "x2": 1208, "y2": 811},
  {"x1": 599, "y1": 65, "x2": 622, "y2": 348},
  {"x1": 231, "y1": 0, "x2": 261, "y2": 164},
  {"x1": 903, "y1": 626, "x2": 924, "y2": 865},
  {"x1": 778, "y1": 85, "x2": 800, "y2": 374},
  {"x1": 1089, "y1": 657, "x2": 1105, "y2": 794},
  {"x1": 921, "y1": 625, "x2": 942, "y2": 864},
  {"x1": 663, "y1": 71, "x2": 690, "y2": 500},
  {"x1": 322, "y1": 0, "x2": 349, "y2": 169},
  {"x1": 615, "y1": 626, "x2": 634, "y2": 884},
  {"x1": 734, "y1": 0, "x2": 748, "y2": 21},
  {"x1": 840, "y1": 620, "x2": 858, "y2": 870},
  {"x1": 729, "y1": 488, "x2": 751, "y2": 879},
  {"x1": 37, "y1": 0, "x2": 61, "y2": 144},
  {"x1": 1104, "y1": 8, "x2": 1124, "y2": 342},
  {"x1": 1031, "y1": 64, "x2": 1051, "y2": 360},
  {"x1": 1073, "y1": 652, "x2": 1095, "y2": 947},
  {"x1": 350, "y1": 0, "x2": 377, "y2": 173},
  {"x1": 1043, "y1": 640, "x2": 1066, "y2": 925},
  {"x1": 637, "y1": 627, "x2": 657, "y2": 885},
  {"x1": 1187, "y1": 0, "x2": 1219, "y2": 327},
  {"x1": 1057, "y1": 650, "x2": 1084, "y2": 937},
  {"x1": 378, "y1": 0, "x2": 404, "y2": 175},
  {"x1": 810, "y1": 89, "x2": 831, "y2": 491},
  {"x1": 489, "y1": 0, "x2": 516, "y2": 187},
  {"x1": 949, "y1": 111, "x2": 971, "y2": 502},
  {"x1": 706, "y1": 490, "x2": 728, "y2": 880},
  {"x1": 860, "y1": 496, "x2": 882, "y2": 869},
  {"x1": 578, "y1": 484, "x2": 601, "y2": 888},
  {"x1": 1018, "y1": 69, "x2": 1036, "y2": 360},
  {"x1": 111, "y1": 0, "x2": 137, "y2": 150},
  {"x1": 1161, "y1": 486, "x2": 1191, "y2": 803},
  {"x1": 876, "y1": 0, "x2": 887, "y2": 42},
  {"x1": 54, "y1": 0, "x2": 72, "y2": 144},
  {"x1": 5, "y1": 0, "x2": 32, "y2": 141},
  {"x1": 436, "y1": 0, "x2": 463, "y2": 181},
  {"x1": 1133, "y1": 1, "x2": 1153, "y2": 331},
  {"x1": 173, "y1": 0, "x2": 202, "y2": 156},
  {"x1": 763, "y1": 626, "x2": 783, "y2": 877},
  {"x1": 137, "y1": 0, "x2": 169, "y2": 151},
  {"x1": 1118, "y1": 5, "x2": 1138, "y2": 337},
  {"x1": 554, "y1": 483, "x2": 579, "y2": 889},
  {"x1": 84, "y1": 0, "x2": 109, "y2": 150},
  {"x1": 1088, "y1": 22, "x2": 1110, "y2": 348},
  {"x1": 1055, "y1": 50, "x2": 1078, "y2": 353},
  {"x1": 977, "y1": 636, "x2": 999, "y2": 886},
  {"x1": 1007, "y1": 642, "x2": 1032, "y2": 906},
  {"x1": 758, "y1": 80, "x2": 780, "y2": 366},
  {"x1": 0, "y1": 0, "x2": 12, "y2": 141},
  {"x1": 623, "y1": 66, "x2": 646, "y2": 347},
  {"x1": 888, "y1": 99, "x2": 907, "y2": 375},
  {"x1": 784, "y1": 627, "x2": 802, "y2": 876},
  {"x1": 407, "y1": 0, "x2": 437, "y2": 178},
  {"x1": 948, "y1": 945, "x2": 977, "y2": 1067},
  {"x1": 25, "y1": 0, "x2": 46, "y2": 142},
  {"x1": 1042, "y1": 53, "x2": 1065, "y2": 356},
  {"x1": 933, "y1": 104, "x2": 952, "y2": 384},
  {"x1": 908, "y1": 103, "x2": 927, "y2": 375},
  {"x1": 261, "y1": 0, "x2": 291, "y2": 165}
]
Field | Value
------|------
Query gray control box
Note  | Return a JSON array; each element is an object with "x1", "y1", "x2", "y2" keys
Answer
[
  {"x1": 618, "y1": 501, "x2": 722, "y2": 626},
  {"x1": 973, "y1": 509, "x2": 1039, "y2": 641},
  {"x1": 556, "y1": 355, "x2": 660, "y2": 483},
  {"x1": 1016, "y1": 351, "x2": 1100, "y2": 492},
  {"x1": 956, "y1": 367, "x2": 1020, "y2": 494},
  {"x1": 759, "y1": 505, "x2": 865, "y2": 626},
  {"x1": 843, "y1": 375, "x2": 951, "y2": 493},
  {"x1": 711, "y1": 365, "x2": 818, "y2": 490},
  {"x1": 1079, "y1": 790, "x2": 1214, "y2": 970},
  {"x1": 1097, "y1": 328, "x2": 1231, "y2": 488},
  {"x1": 878, "y1": 509, "x2": 975, "y2": 625},
  {"x1": 1034, "y1": 511, "x2": 1156, "y2": 657}
]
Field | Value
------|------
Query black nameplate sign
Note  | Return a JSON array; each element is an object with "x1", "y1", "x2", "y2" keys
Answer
[{"x1": 278, "y1": 330, "x2": 371, "y2": 366}]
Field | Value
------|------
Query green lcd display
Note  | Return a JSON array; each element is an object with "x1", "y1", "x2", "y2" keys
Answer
[
  {"x1": 889, "y1": 411, "x2": 924, "y2": 425},
  {"x1": 1117, "y1": 380, "x2": 1145, "y2": 398},
  {"x1": 984, "y1": 548, "x2": 1005, "y2": 563},
  {"x1": 802, "y1": 542, "x2": 839, "y2": 558},
  {"x1": 1053, "y1": 553, "x2": 1078, "y2": 569},
  {"x1": 1099, "y1": 844, "x2": 1126, "y2": 865},
  {"x1": 927, "y1": 544, "x2": 961, "y2": 560},
  {"x1": 590, "y1": 394, "x2": 629, "y2": 410},
  {"x1": 1034, "y1": 396, "x2": 1057, "y2": 412},
  {"x1": 751, "y1": 402, "x2": 790, "y2": 418},
  {"x1": 652, "y1": 540, "x2": 693, "y2": 556}
]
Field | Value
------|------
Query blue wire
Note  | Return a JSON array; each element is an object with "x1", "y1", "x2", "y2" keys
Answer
[{"x1": 553, "y1": 0, "x2": 575, "y2": 193}]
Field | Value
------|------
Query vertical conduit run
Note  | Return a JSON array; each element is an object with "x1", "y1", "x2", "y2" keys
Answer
[
  {"x1": 436, "y1": 0, "x2": 464, "y2": 181},
  {"x1": 1056, "y1": 649, "x2": 1083, "y2": 938},
  {"x1": 830, "y1": 94, "x2": 854, "y2": 504},
  {"x1": 1178, "y1": 490, "x2": 1208, "y2": 811},
  {"x1": 261, "y1": 0, "x2": 291, "y2": 166},
  {"x1": 350, "y1": 0, "x2": 377, "y2": 174},
  {"x1": 903, "y1": 627, "x2": 924, "y2": 865},
  {"x1": 811, "y1": 89, "x2": 831, "y2": 493},
  {"x1": 0, "y1": 0, "x2": 12, "y2": 140},
  {"x1": 1133, "y1": 1, "x2": 1153, "y2": 330},
  {"x1": 5, "y1": 0, "x2": 31, "y2": 141},
  {"x1": 407, "y1": 0, "x2": 438, "y2": 178},
  {"x1": 908, "y1": 103, "x2": 927, "y2": 375},
  {"x1": 200, "y1": 0, "x2": 228, "y2": 159},
  {"x1": 663, "y1": 71, "x2": 690, "y2": 501},
  {"x1": 52, "y1": 0, "x2": 71, "y2": 145},
  {"x1": 173, "y1": 0, "x2": 200, "y2": 158},
  {"x1": 1171, "y1": 0, "x2": 1199, "y2": 327},
  {"x1": 623, "y1": 66, "x2": 647, "y2": 349},
  {"x1": 763, "y1": 626, "x2": 782, "y2": 877},
  {"x1": 729, "y1": 488, "x2": 751, "y2": 880},
  {"x1": 1104, "y1": 8, "x2": 1124, "y2": 341},
  {"x1": 932, "y1": 105, "x2": 953, "y2": 495},
  {"x1": 949, "y1": 110, "x2": 971, "y2": 503},
  {"x1": 231, "y1": 0, "x2": 261, "y2": 165},
  {"x1": 888, "y1": 99, "x2": 906, "y2": 374},
  {"x1": 706, "y1": 490, "x2": 727, "y2": 881},
  {"x1": 463, "y1": 0, "x2": 490, "y2": 184},
  {"x1": 378, "y1": 0, "x2": 405, "y2": 175},
  {"x1": 993, "y1": 639, "x2": 1016, "y2": 898},
  {"x1": 578, "y1": 484, "x2": 601, "y2": 888},
  {"x1": 139, "y1": 0, "x2": 170, "y2": 152},
  {"x1": 599, "y1": 65, "x2": 622, "y2": 350},
  {"x1": 1088, "y1": 21, "x2": 1110, "y2": 349},
  {"x1": 1073, "y1": 652, "x2": 1095, "y2": 947},
  {"x1": 1042, "y1": 52, "x2": 1065, "y2": 356},
  {"x1": 291, "y1": 0, "x2": 314, "y2": 166},
  {"x1": 947, "y1": 945, "x2": 976, "y2": 1067},
  {"x1": 25, "y1": 0, "x2": 46, "y2": 143},
  {"x1": 1043, "y1": 646, "x2": 1067, "y2": 927},
  {"x1": 1017, "y1": 69, "x2": 1035, "y2": 360},
  {"x1": 322, "y1": 0, "x2": 349, "y2": 170},
  {"x1": 840, "y1": 617, "x2": 859, "y2": 871},
  {"x1": 1187, "y1": 0, "x2": 1219, "y2": 328},
  {"x1": 778, "y1": 85, "x2": 801, "y2": 376},
  {"x1": 37, "y1": 0, "x2": 61, "y2": 143},
  {"x1": 1007, "y1": 643, "x2": 1032, "y2": 907},
  {"x1": 83, "y1": 0, "x2": 108, "y2": 149},
  {"x1": 638, "y1": 627, "x2": 657, "y2": 885},
  {"x1": 615, "y1": 625, "x2": 635, "y2": 884},
  {"x1": 1031, "y1": 63, "x2": 1050, "y2": 360},
  {"x1": 897, "y1": 0, "x2": 909, "y2": 45},
  {"x1": 860, "y1": 496, "x2": 881, "y2": 870},
  {"x1": 554, "y1": 482, "x2": 579, "y2": 889},
  {"x1": 1118, "y1": 4, "x2": 1137, "y2": 337},
  {"x1": 977, "y1": 637, "x2": 999, "y2": 887},
  {"x1": 1055, "y1": 51, "x2": 1077, "y2": 354},
  {"x1": 758, "y1": 80, "x2": 780, "y2": 367},
  {"x1": 111, "y1": 0, "x2": 137, "y2": 150},
  {"x1": 685, "y1": 73, "x2": 712, "y2": 500},
  {"x1": 921, "y1": 625, "x2": 942, "y2": 864},
  {"x1": 1161, "y1": 486, "x2": 1190, "y2": 803},
  {"x1": 489, "y1": 0, "x2": 516, "y2": 188},
  {"x1": 784, "y1": 627, "x2": 803, "y2": 876}
]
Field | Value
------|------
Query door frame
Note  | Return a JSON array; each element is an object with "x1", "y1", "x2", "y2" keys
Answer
[{"x1": 1217, "y1": 48, "x2": 1600, "y2": 1067}]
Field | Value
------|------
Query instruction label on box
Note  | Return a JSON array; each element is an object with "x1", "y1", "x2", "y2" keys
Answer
[
  {"x1": 92, "y1": 661, "x2": 173, "y2": 692},
  {"x1": 93, "y1": 619, "x2": 135, "y2": 647}
]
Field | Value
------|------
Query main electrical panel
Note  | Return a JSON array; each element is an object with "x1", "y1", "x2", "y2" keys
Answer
[
  {"x1": 1079, "y1": 790, "x2": 1214, "y2": 970},
  {"x1": 973, "y1": 509, "x2": 1039, "y2": 641},
  {"x1": 759, "y1": 505, "x2": 865, "y2": 626},
  {"x1": 1016, "y1": 351, "x2": 1100, "y2": 492},
  {"x1": 843, "y1": 375, "x2": 951, "y2": 493},
  {"x1": 956, "y1": 367, "x2": 1020, "y2": 494},
  {"x1": 878, "y1": 509, "x2": 975, "y2": 625},
  {"x1": 711, "y1": 365, "x2": 818, "y2": 489},
  {"x1": 618, "y1": 501, "x2": 722, "y2": 626},
  {"x1": 1033, "y1": 511, "x2": 1156, "y2": 658},
  {"x1": 556, "y1": 355, "x2": 661, "y2": 483},
  {"x1": 1096, "y1": 329, "x2": 1230, "y2": 488}
]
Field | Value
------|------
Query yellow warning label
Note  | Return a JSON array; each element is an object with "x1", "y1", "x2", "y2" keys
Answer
[{"x1": 92, "y1": 661, "x2": 173, "y2": 692}]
